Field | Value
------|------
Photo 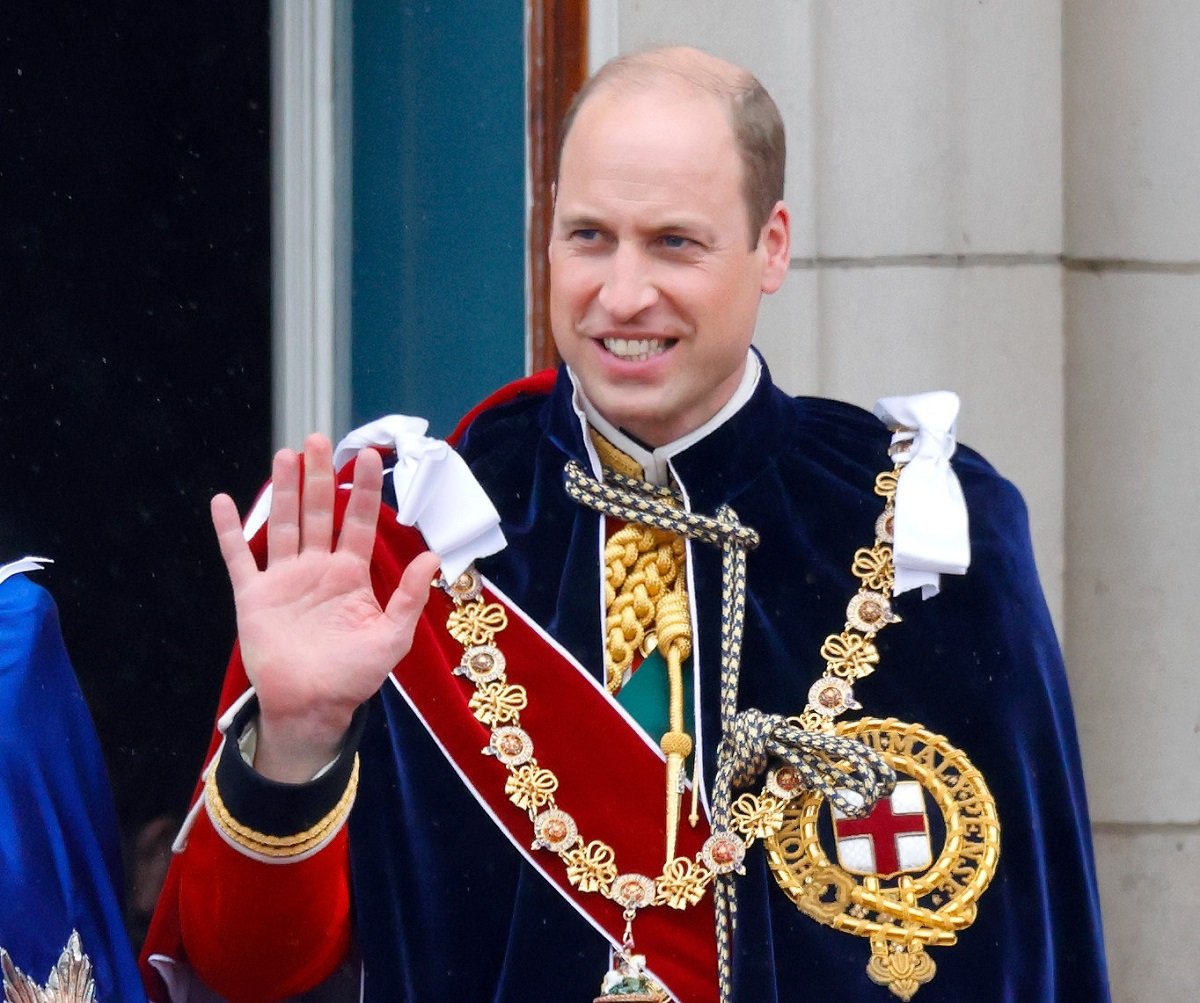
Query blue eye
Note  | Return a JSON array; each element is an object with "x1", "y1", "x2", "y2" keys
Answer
[
  {"x1": 659, "y1": 234, "x2": 691, "y2": 249},
  {"x1": 572, "y1": 228, "x2": 600, "y2": 242}
]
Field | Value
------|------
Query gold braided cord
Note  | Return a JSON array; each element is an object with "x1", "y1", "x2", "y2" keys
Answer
[
  {"x1": 204, "y1": 754, "x2": 360, "y2": 859},
  {"x1": 585, "y1": 433, "x2": 701, "y2": 865},
  {"x1": 588, "y1": 431, "x2": 700, "y2": 864},
  {"x1": 604, "y1": 525, "x2": 687, "y2": 693},
  {"x1": 592, "y1": 441, "x2": 695, "y2": 863}
]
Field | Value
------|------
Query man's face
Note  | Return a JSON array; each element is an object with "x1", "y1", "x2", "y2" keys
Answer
[{"x1": 549, "y1": 85, "x2": 789, "y2": 447}]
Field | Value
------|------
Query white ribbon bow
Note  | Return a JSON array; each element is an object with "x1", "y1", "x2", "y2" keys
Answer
[
  {"x1": 242, "y1": 417, "x2": 506, "y2": 581},
  {"x1": 332, "y1": 416, "x2": 506, "y2": 581},
  {"x1": 872, "y1": 392, "x2": 970, "y2": 599},
  {"x1": 0, "y1": 555, "x2": 53, "y2": 586}
]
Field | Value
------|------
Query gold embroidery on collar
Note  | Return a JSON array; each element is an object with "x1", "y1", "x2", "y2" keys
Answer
[{"x1": 589, "y1": 429, "x2": 646, "y2": 482}]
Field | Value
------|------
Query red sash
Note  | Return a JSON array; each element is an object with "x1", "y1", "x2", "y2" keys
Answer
[
  {"x1": 374, "y1": 513, "x2": 719, "y2": 1003},
  {"x1": 143, "y1": 452, "x2": 720, "y2": 1003}
]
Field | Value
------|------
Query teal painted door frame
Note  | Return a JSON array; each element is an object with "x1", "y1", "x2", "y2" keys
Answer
[{"x1": 351, "y1": 0, "x2": 527, "y2": 436}]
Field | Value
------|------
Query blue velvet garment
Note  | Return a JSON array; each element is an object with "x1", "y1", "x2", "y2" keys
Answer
[
  {"x1": 352, "y1": 360, "x2": 1110, "y2": 1002},
  {"x1": 0, "y1": 573, "x2": 146, "y2": 1001}
]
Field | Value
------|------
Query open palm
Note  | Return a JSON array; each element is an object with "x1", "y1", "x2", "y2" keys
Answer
[{"x1": 211, "y1": 434, "x2": 439, "y2": 781}]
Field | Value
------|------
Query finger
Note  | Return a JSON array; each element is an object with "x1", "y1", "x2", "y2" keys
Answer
[
  {"x1": 337, "y1": 447, "x2": 384, "y2": 561},
  {"x1": 300, "y1": 433, "x2": 335, "y2": 553},
  {"x1": 267, "y1": 448, "x2": 301, "y2": 564},
  {"x1": 211, "y1": 493, "x2": 258, "y2": 591},
  {"x1": 382, "y1": 551, "x2": 442, "y2": 641}
]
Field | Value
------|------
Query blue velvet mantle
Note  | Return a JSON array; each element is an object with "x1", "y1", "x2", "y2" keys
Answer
[
  {"x1": 350, "y1": 360, "x2": 1110, "y2": 1002},
  {"x1": 0, "y1": 574, "x2": 146, "y2": 1002}
]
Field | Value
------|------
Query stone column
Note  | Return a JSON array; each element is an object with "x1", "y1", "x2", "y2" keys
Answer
[
  {"x1": 617, "y1": 1, "x2": 1066, "y2": 620},
  {"x1": 1064, "y1": 3, "x2": 1200, "y2": 999}
]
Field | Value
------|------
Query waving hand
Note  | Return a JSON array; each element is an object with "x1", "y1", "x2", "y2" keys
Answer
[{"x1": 210, "y1": 434, "x2": 440, "y2": 782}]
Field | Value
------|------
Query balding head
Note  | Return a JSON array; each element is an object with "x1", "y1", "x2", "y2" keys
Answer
[{"x1": 557, "y1": 47, "x2": 786, "y2": 246}]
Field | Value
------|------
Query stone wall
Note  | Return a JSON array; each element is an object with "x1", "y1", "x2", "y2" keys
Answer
[{"x1": 1063, "y1": 2, "x2": 1200, "y2": 999}]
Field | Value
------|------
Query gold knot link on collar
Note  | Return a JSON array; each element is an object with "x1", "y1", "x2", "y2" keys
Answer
[{"x1": 447, "y1": 600, "x2": 508, "y2": 647}]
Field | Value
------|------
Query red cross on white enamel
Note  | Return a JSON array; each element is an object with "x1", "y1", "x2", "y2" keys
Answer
[{"x1": 834, "y1": 785, "x2": 928, "y2": 876}]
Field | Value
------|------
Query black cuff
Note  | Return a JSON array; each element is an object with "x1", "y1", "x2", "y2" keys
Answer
[{"x1": 214, "y1": 695, "x2": 368, "y2": 838}]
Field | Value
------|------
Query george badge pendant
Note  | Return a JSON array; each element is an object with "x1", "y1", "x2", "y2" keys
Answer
[
  {"x1": 765, "y1": 717, "x2": 1000, "y2": 1001},
  {"x1": 593, "y1": 914, "x2": 669, "y2": 1003}
]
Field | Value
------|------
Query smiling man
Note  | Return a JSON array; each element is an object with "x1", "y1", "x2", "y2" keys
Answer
[
  {"x1": 549, "y1": 59, "x2": 789, "y2": 447},
  {"x1": 142, "y1": 48, "x2": 1109, "y2": 1003}
]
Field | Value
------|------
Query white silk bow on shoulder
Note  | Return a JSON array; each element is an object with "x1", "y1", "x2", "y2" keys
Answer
[
  {"x1": 242, "y1": 416, "x2": 506, "y2": 581},
  {"x1": 332, "y1": 415, "x2": 507, "y2": 581},
  {"x1": 872, "y1": 392, "x2": 970, "y2": 600}
]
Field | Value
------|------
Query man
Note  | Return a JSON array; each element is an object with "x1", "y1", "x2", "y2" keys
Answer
[{"x1": 142, "y1": 48, "x2": 1109, "y2": 1002}]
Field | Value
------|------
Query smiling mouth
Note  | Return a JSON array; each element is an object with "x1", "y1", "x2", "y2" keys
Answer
[{"x1": 602, "y1": 337, "x2": 674, "y2": 362}]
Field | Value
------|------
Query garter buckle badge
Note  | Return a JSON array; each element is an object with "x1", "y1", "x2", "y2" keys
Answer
[{"x1": 765, "y1": 717, "x2": 1000, "y2": 1001}]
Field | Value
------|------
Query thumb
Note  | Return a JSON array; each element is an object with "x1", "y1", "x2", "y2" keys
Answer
[{"x1": 383, "y1": 550, "x2": 442, "y2": 636}]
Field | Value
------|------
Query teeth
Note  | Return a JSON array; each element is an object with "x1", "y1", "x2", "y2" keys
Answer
[{"x1": 603, "y1": 338, "x2": 670, "y2": 362}]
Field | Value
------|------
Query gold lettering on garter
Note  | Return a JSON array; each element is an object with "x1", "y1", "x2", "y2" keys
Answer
[{"x1": 765, "y1": 718, "x2": 1000, "y2": 1000}]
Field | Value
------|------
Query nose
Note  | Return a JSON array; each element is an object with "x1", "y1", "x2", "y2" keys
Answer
[{"x1": 597, "y1": 245, "x2": 658, "y2": 321}]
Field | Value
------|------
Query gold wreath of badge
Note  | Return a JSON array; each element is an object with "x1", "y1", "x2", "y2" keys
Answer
[{"x1": 765, "y1": 717, "x2": 1000, "y2": 1001}]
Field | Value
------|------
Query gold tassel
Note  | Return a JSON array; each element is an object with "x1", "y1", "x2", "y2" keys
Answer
[{"x1": 656, "y1": 589, "x2": 692, "y2": 864}]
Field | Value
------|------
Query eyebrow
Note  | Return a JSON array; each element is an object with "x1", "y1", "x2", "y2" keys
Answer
[
  {"x1": 651, "y1": 220, "x2": 707, "y2": 236},
  {"x1": 556, "y1": 213, "x2": 605, "y2": 230}
]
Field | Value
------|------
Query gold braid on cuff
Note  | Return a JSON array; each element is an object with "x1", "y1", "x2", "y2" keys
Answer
[{"x1": 204, "y1": 753, "x2": 360, "y2": 859}]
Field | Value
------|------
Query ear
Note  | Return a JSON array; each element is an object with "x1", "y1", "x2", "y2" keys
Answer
[{"x1": 758, "y1": 201, "x2": 791, "y2": 294}]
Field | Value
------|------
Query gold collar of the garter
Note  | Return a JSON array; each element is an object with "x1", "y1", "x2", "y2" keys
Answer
[{"x1": 438, "y1": 428, "x2": 999, "y2": 1001}]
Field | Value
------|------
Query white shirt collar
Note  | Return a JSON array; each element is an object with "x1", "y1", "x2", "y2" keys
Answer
[{"x1": 569, "y1": 351, "x2": 762, "y2": 487}]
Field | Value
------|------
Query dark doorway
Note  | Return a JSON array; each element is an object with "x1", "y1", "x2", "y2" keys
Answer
[{"x1": 0, "y1": 3, "x2": 272, "y2": 948}]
